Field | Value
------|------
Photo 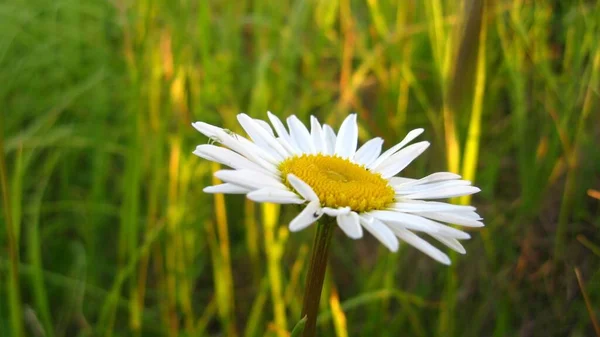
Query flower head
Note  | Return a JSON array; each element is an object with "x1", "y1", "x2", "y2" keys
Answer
[{"x1": 193, "y1": 112, "x2": 483, "y2": 264}]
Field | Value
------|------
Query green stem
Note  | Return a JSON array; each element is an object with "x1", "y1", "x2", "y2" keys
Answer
[{"x1": 301, "y1": 218, "x2": 335, "y2": 337}]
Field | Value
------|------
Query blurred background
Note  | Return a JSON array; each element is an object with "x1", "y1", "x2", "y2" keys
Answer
[{"x1": 1, "y1": 0, "x2": 599, "y2": 336}]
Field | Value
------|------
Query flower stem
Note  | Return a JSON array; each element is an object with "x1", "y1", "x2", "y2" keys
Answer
[{"x1": 301, "y1": 218, "x2": 335, "y2": 337}]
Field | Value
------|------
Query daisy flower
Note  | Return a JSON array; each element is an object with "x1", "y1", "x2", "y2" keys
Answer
[{"x1": 192, "y1": 112, "x2": 483, "y2": 264}]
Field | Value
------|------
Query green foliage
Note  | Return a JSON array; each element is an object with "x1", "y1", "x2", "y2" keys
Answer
[{"x1": 1, "y1": 0, "x2": 599, "y2": 336}]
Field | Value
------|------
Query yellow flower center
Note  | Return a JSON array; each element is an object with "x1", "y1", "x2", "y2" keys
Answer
[{"x1": 279, "y1": 154, "x2": 395, "y2": 212}]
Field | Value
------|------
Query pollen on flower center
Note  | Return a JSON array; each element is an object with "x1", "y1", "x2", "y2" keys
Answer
[{"x1": 279, "y1": 154, "x2": 395, "y2": 212}]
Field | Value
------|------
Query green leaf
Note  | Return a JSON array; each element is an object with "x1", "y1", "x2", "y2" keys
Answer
[{"x1": 290, "y1": 316, "x2": 307, "y2": 337}]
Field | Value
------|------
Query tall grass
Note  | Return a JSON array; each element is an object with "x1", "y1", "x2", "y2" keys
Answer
[{"x1": 1, "y1": 0, "x2": 599, "y2": 336}]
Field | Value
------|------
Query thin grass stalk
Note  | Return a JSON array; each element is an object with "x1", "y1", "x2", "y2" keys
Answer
[
  {"x1": 366, "y1": 0, "x2": 389, "y2": 39},
  {"x1": 99, "y1": 221, "x2": 165, "y2": 337},
  {"x1": 338, "y1": 0, "x2": 355, "y2": 118},
  {"x1": 244, "y1": 199, "x2": 261, "y2": 284},
  {"x1": 425, "y1": 0, "x2": 460, "y2": 173},
  {"x1": 439, "y1": 1, "x2": 485, "y2": 334},
  {"x1": 125, "y1": 114, "x2": 143, "y2": 336},
  {"x1": 131, "y1": 106, "x2": 148, "y2": 337},
  {"x1": 166, "y1": 136, "x2": 187, "y2": 335},
  {"x1": 0, "y1": 113, "x2": 23, "y2": 337},
  {"x1": 28, "y1": 152, "x2": 61, "y2": 337},
  {"x1": 166, "y1": 146, "x2": 180, "y2": 330},
  {"x1": 329, "y1": 284, "x2": 348, "y2": 337},
  {"x1": 460, "y1": 1, "x2": 487, "y2": 205},
  {"x1": 210, "y1": 162, "x2": 237, "y2": 336},
  {"x1": 263, "y1": 202, "x2": 287, "y2": 333},
  {"x1": 243, "y1": 277, "x2": 269, "y2": 337},
  {"x1": 170, "y1": 115, "x2": 196, "y2": 334},
  {"x1": 284, "y1": 244, "x2": 309, "y2": 317},
  {"x1": 555, "y1": 47, "x2": 600, "y2": 258},
  {"x1": 393, "y1": 0, "x2": 415, "y2": 135}
]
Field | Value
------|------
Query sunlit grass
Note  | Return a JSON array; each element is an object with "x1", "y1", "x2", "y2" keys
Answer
[{"x1": 1, "y1": 0, "x2": 599, "y2": 336}]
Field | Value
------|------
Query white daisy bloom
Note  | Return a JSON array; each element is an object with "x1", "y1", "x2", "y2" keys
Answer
[{"x1": 193, "y1": 112, "x2": 483, "y2": 265}]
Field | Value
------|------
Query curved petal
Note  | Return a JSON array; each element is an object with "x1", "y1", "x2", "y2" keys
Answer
[
  {"x1": 192, "y1": 121, "x2": 223, "y2": 138},
  {"x1": 204, "y1": 183, "x2": 250, "y2": 194},
  {"x1": 237, "y1": 113, "x2": 288, "y2": 159},
  {"x1": 287, "y1": 174, "x2": 319, "y2": 202},
  {"x1": 389, "y1": 177, "x2": 416, "y2": 185},
  {"x1": 359, "y1": 214, "x2": 399, "y2": 252},
  {"x1": 429, "y1": 233, "x2": 466, "y2": 254},
  {"x1": 322, "y1": 206, "x2": 351, "y2": 217},
  {"x1": 402, "y1": 186, "x2": 481, "y2": 200},
  {"x1": 390, "y1": 200, "x2": 476, "y2": 213},
  {"x1": 215, "y1": 169, "x2": 286, "y2": 190},
  {"x1": 289, "y1": 200, "x2": 322, "y2": 232},
  {"x1": 367, "y1": 128, "x2": 424, "y2": 169},
  {"x1": 193, "y1": 122, "x2": 278, "y2": 173},
  {"x1": 194, "y1": 144, "x2": 266, "y2": 173},
  {"x1": 247, "y1": 188, "x2": 305, "y2": 204},
  {"x1": 354, "y1": 137, "x2": 383, "y2": 166},
  {"x1": 310, "y1": 116, "x2": 325, "y2": 153},
  {"x1": 287, "y1": 115, "x2": 314, "y2": 153},
  {"x1": 390, "y1": 227, "x2": 451, "y2": 265},
  {"x1": 337, "y1": 211, "x2": 362, "y2": 239},
  {"x1": 374, "y1": 141, "x2": 430, "y2": 178},
  {"x1": 413, "y1": 211, "x2": 484, "y2": 227},
  {"x1": 390, "y1": 172, "x2": 461, "y2": 188},
  {"x1": 322, "y1": 125, "x2": 337, "y2": 155},
  {"x1": 370, "y1": 210, "x2": 471, "y2": 239},
  {"x1": 335, "y1": 114, "x2": 358, "y2": 158},
  {"x1": 254, "y1": 118, "x2": 275, "y2": 136},
  {"x1": 267, "y1": 111, "x2": 301, "y2": 154},
  {"x1": 395, "y1": 180, "x2": 472, "y2": 195}
]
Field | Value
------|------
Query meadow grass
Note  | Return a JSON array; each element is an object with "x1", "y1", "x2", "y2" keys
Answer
[{"x1": 1, "y1": 0, "x2": 599, "y2": 336}]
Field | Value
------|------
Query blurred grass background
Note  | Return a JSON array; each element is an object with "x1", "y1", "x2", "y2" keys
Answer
[{"x1": 1, "y1": 0, "x2": 600, "y2": 336}]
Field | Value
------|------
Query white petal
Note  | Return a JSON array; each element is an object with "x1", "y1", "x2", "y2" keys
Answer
[
  {"x1": 367, "y1": 128, "x2": 424, "y2": 169},
  {"x1": 287, "y1": 115, "x2": 314, "y2": 153},
  {"x1": 287, "y1": 174, "x2": 319, "y2": 202},
  {"x1": 337, "y1": 212, "x2": 362, "y2": 239},
  {"x1": 194, "y1": 122, "x2": 278, "y2": 173},
  {"x1": 236, "y1": 114, "x2": 270, "y2": 149},
  {"x1": 274, "y1": 137, "x2": 295, "y2": 157},
  {"x1": 402, "y1": 186, "x2": 481, "y2": 199},
  {"x1": 429, "y1": 233, "x2": 466, "y2": 254},
  {"x1": 391, "y1": 227, "x2": 451, "y2": 265},
  {"x1": 254, "y1": 118, "x2": 275, "y2": 136},
  {"x1": 322, "y1": 125, "x2": 337, "y2": 155},
  {"x1": 192, "y1": 121, "x2": 223, "y2": 138},
  {"x1": 204, "y1": 183, "x2": 250, "y2": 194},
  {"x1": 235, "y1": 130, "x2": 281, "y2": 165},
  {"x1": 395, "y1": 180, "x2": 472, "y2": 195},
  {"x1": 194, "y1": 145, "x2": 266, "y2": 172},
  {"x1": 322, "y1": 207, "x2": 351, "y2": 217},
  {"x1": 374, "y1": 141, "x2": 430, "y2": 178},
  {"x1": 390, "y1": 200, "x2": 476, "y2": 213},
  {"x1": 391, "y1": 172, "x2": 462, "y2": 188},
  {"x1": 247, "y1": 188, "x2": 305, "y2": 204},
  {"x1": 334, "y1": 114, "x2": 358, "y2": 158},
  {"x1": 215, "y1": 169, "x2": 286, "y2": 190},
  {"x1": 310, "y1": 116, "x2": 325, "y2": 153},
  {"x1": 370, "y1": 210, "x2": 471, "y2": 239},
  {"x1": 289, "y1": 200, "x2": 322, "y2": 232},
  {"x1": 267, "y1": 111, "x2": 301, "y2": 154},
  {"x1": 359, "y1": 214, "x2": 399, "y2": 252},
  {"x1": 237, "y1": 113, "x2": 288, "y2": 159},
  {"x1": 353, "y1": 137, "x2": 383, "y2": 167},
  {"x1": 389, "y1": 177, "x2": 416, "y2": 185},
  {"x1": 415, "y1": 211, "x2": 484, "y2": 227}
]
